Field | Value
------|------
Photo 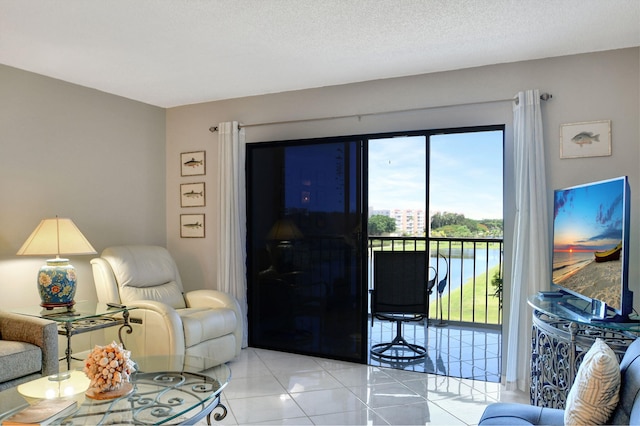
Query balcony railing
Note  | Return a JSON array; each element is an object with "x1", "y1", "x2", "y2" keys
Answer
[{"x1": 368, "y1": 236, "x2": 503, "y2": 329}]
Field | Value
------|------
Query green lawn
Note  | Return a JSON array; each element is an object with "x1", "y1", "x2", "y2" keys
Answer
[{"x1": 431, "y1": 264, "x2": 502, "y2": 324}]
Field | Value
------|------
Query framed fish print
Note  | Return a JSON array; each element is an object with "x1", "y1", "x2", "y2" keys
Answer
[
  {"x1": 560, "y1": 120, "x2": 611, "y2": 159},
  {"x1": 181, "y1": 151, "x2": 206, "y2": 176},
  {"x1": 180, "y1": 182, "x2": 205, "y2": 207},
  {"x1": 180, "y1": 214, "x2": 205, "y2": 238}
]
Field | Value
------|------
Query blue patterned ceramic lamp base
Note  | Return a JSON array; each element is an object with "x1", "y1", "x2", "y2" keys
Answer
[{"x1": 38, "y1": 258, "x2": 76, "y2": 309}]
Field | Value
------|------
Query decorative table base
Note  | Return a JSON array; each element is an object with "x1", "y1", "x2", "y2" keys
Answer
[{"x1": 530, "y1": 310, "x2": 635, "y2": 408}]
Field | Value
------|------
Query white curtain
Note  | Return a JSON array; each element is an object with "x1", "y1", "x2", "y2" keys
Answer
[
  {"x1": 506, "y1": 90, "x2": 550, "y2": 390},
  {"x1": 216, "y1": 121, "x2": 248, "y2": 348}
]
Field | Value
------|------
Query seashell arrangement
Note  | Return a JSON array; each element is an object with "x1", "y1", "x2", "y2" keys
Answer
[{"x1": 83, "y1": 341, "x2": 136, "y2": 392}]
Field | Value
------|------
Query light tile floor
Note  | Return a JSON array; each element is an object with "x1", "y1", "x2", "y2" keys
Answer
[
  {"x1": 65, "y1": 323, "x2": 523, "y2": 424},
  {"x1": 217, "y1": 346, "x2": 528, "y2": 425},
  {"x1": 369, "y1": 321, "x2": 502, "y2": 382}
]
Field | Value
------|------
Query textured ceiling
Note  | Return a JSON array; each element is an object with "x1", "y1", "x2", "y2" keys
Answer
[{"x1": 1, "y1": 0, "x2": 639, "y2": 108}]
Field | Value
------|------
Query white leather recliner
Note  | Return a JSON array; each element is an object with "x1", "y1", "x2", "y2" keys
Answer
[{"x1": 90, "y1": 245, "x2": 242, "y2": 369}]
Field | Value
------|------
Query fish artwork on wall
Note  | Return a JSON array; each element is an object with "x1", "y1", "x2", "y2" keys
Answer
[
  {"x1": 180, "y1": 151, "x2": 206, "y2": 176},
  {"x1": 560, "y1": 120, "x2": 611, "y2": 159},
  {"x1": 183, "y1": 190, "x2": 203, "y2": 198},
  {"x1": 180, "y1": 182, "x2": 205, "y2": 207},
  {"x1": 180, "y1": 214, "x2": 205, "y2": 238},
  {"x1": 183, "y1": 221, "x2": 202, "y2": 228},
  {"x1": 571, "y1": 131, "x2": 600, "y2": 146},
  {"x1": 183, "y1": 158, "x2": 203, "y2": 167}
]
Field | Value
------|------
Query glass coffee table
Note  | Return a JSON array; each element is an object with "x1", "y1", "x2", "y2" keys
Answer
[{"x1": 0, "y1": 356, "x2": 230, "y2": 425}]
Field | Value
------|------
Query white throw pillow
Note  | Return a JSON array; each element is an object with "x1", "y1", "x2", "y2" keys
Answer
[{"x1": 564, "y1": 338, "x2": 620, "y2": 425}]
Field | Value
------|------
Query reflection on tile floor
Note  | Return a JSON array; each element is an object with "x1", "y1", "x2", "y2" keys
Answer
[
  {"x1": 63, "y1": 322, "x2": 514, "y2": 425},
  {"x1": 368, "y1": 320, "x2": 502, "y2": 382},
  {"x1": 219, "y1": 345, "x2": 525, "y2": 425}
]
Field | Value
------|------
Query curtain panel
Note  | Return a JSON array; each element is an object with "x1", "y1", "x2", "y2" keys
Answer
[
  {"x1": 216, "y1": 121, "x2": 249, "y2": 347},
  {"x1": 506, "y1": 90, "x2": 550, "y2": 390}
]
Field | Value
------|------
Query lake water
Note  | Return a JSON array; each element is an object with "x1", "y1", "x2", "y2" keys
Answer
[
  {"x1": 368, "y1": 248, "x2": 503, "y2": 293},
  {"x1": 431, "y1": 248, "x2": 502, "y2": 292}
]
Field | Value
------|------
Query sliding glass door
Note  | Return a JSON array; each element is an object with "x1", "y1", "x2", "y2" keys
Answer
[
  {"x1": 246, "y1": 125, "x2": 503, "y2": 366},
  {"x1": 247, "y1": 139, "x2": 367, "y2": 363}
]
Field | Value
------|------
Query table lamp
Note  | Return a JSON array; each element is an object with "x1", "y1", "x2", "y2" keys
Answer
[
  {"x1": 265, "y1": 218, "x2": 303, "y2": 273},
  {"x1": 17, "y1": 217, "x2": 97, "y2": 309}
]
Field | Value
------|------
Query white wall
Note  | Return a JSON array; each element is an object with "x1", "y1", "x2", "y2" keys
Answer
[
  {"x1": 166, "y1": 47, "x2": 639, "y2": 371},
  {"x1": 0, "y1": 65, "x2": 167, "y2": 311}
]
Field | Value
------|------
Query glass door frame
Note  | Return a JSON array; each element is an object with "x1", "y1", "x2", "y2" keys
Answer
[{"x1": 246, "y1": 136, "x2": 369, "y2": 363}]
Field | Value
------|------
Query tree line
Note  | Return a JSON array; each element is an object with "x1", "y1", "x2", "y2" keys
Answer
[
  {"x1": 430, "y1": 211, "x2": 503, "y2": 238},
  {"x1": 368, "y1": 211, "x2": 503, "y2": 237}
]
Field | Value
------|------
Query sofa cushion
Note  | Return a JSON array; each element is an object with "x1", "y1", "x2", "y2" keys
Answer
[
  {"x1": 178, "y1": 308, "x2": 237, "y2": 348},
  {"x1": 0, "y1": 341, "x2": 42, "y2": 383},
  {"x1": 564, "y1": 338, "x2": 620, "y2": 426},
  {"x1": 478, "y1": 403, "x2": 564, "y2": 426}
]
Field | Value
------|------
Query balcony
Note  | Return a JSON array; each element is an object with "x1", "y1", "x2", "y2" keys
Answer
[{"x1": 367, "y1": 236, "x2": 503, "y2": 382}]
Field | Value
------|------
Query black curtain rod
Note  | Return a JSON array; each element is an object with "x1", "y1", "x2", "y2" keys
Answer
[{"x1": 208, "y1": 92, "x2": 552, "y2": 132}]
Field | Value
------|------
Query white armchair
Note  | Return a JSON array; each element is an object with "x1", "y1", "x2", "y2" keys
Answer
[{"x1": 91, "y1": 245, "x2": 242, "y2": 369}]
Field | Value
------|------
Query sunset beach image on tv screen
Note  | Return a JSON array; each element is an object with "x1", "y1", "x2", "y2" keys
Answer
[{"x1": 552, "y1": 178, "x2": 625, "y2": 311}]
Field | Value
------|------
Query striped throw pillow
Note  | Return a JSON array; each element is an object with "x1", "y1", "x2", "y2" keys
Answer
[{"x1": 565, "y1": 338, "x2": 621, "y2": 426}]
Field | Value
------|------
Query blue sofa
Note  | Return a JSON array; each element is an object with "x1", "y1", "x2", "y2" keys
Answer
[{"x1": 479, "y1": 338, "x2": 640, "y2": 425}]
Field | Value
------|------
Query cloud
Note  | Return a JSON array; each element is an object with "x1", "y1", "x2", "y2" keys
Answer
[
  {"x1": 596, "y1": 193, "x2": 623, "y2": 226},
  {"x1": 554, "y1": 190, "x2": 573, "y2": 219}
]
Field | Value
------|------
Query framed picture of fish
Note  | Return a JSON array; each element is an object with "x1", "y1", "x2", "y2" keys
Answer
[
  {"x1": 560, "y1": 120, "x2": 611, "y2": 159},
  {"x1": 180, "y1": 214, "x2": 205, "y2": 238},
  {"x1": 180, "y1": 182, "x2": 205, "y2": 207},
  {"x1": 181, "y1": 151, "x2": 206, "y2": 176}
]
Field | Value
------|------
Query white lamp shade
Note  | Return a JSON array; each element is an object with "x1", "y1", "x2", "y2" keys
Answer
[
  {"x1": 17, "y1": 217, "x2": 97, "y2": 256},
  {"x1": 267, "y1": 219, "x2": 303, "y2": 241}
]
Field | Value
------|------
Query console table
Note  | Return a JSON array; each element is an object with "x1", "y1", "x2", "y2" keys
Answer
[
  {"x1": 13, "y1": 301, "x2": 135, "y2": 370},
  {"x1": 528, "y1": 294, "x2": 640, "y2": 409}
]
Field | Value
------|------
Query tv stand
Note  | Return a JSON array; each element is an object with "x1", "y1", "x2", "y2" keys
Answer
[{"x1": 528, "y1": 294, "x2": 640, "y2": 409}]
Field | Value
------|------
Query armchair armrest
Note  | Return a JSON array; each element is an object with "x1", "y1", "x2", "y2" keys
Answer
[
  {"x1": 0, "y1": 312, "x2": 59, "y2": 376},
  {"x1": 184, "y1": 290, "x2": 243, "y2": 354},
  {"x1": 119, "y1": 301, "x2": 186, "y2": 359},
  {"x1": 184, "y1": 289, "x2": 241, "y2": 311}
]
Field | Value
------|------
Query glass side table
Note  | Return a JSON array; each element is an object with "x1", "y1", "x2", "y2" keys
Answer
[{"x1": 13, "y1": 301, "x2": 136, "y2": 370}]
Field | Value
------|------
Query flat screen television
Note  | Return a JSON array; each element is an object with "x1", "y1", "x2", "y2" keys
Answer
[{"x1": 551, "y1": 176, "x2": 632, "y2": 320}]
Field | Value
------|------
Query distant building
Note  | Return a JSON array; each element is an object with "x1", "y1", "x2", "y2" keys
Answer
[{"x1": 370, "y1": 207, "x2": 426, "y2": 236}]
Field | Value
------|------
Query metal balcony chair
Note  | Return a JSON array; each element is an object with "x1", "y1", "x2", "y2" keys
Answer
[{"x1": 370, "y1": 251, "x2": 436, "y2": 360}]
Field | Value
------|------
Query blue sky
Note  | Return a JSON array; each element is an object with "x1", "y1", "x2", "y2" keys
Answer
[{"x1": 368, "y1": 131, "x2": 503, "y2": 220}]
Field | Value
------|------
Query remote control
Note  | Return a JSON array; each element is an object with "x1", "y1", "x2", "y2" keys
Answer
[
  {"x1": 539, "y1": 291, "x2": 564, "y2": 298},
  {"x1": 107, "y1": 302, "x2": 126, "y2": 308}
]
